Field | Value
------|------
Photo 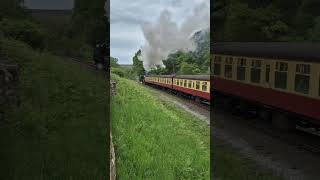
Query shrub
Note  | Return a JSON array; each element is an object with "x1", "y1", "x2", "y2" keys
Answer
[
  {"x1": 0, "y1": 18, "x2": 46, "y2": 49},
  {"x1": 111, "y1": 68, "x2": 125, "y2": 77},
  {"x1": 45, "y1": 35, "x2": 93, "y2": 59}
]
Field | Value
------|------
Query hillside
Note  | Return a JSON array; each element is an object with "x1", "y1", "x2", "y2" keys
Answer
[
  {"x1": 119, "y1": 64, "x2": 133, "y2": 69},
  {"x1": 0, "y1": 38, "x2": 108, "y2": 179}
]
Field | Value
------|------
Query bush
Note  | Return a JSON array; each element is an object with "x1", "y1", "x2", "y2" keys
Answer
[
  {"x1": 111, "y1": 68, "x2": 125, "y2": 77},
  {"x1": 0, "y1": 18, "x2": 46, "y2": 49},
  {"x1": 45, "y1": 35, "x2": 93, "y2": 59}
]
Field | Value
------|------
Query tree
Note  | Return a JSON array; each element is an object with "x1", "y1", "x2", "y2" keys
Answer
[
  {"x1": 213, "y1": 0, "x2": 320, "y2": 41},
  {"x1": 0, "y1": 0, "x2": 25, "y2": 19},
  {"x1": 308, "y1": 16, "x2": 320, "y2": 41},
  {"x1": 178, "y1": 62, "x2": 201, "y2": 75},
  {"x1": 163, "y1": 51, "x2": 186, "y2": 74},
  {"x1": 110, "y1": 57, "x2": 119, "y2": 67},
  {"x1": 70, "y1": 0, "x2": 108, "y2": 45},
  {"x1": 132, "y1": 49, "x2": 146, "y2": 77},
  {"x1": 148, "y1": 65, "x2": 167, "y2": 75}
]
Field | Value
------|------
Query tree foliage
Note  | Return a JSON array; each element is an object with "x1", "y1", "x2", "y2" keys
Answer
[
  {"x1": 110, "y1": 57, "x2": 120, "y2": 68},
  {"x1": 213, "y1": 0, "x2": 320, "y2": 41},
  {"x1": 132, "y1": 49, "x2": 146, "y2": 77},
  {"x1": 0, "y1": 0, "x2": 25, "y2": 19},
  {"x1": 70, "y1": 0, "x2": 108, "y2": 45},
  {"x1": 0, "y1": 18, "x2": 46, "y2": 49}
]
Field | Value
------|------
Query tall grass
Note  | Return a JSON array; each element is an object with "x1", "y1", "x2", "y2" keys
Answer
[
  {"x1": 0, "y1": 38, "x2": 108, "y2": 179},
  {"x1": 111, "y1": 74, "x2": 210, "y2": 179}
]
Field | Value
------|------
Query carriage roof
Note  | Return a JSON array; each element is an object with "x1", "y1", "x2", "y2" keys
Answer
[{"x1": 212, "y1": 42, "x2": 320, "y2": 62}]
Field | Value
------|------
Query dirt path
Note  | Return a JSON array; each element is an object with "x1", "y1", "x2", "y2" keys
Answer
[{"x1": 145, "y1": 85, "x2": 320, "y2": 180}]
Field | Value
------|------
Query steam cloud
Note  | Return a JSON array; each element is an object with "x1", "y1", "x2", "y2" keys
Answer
[{"x1": 140, "y1": 1, "x2": 210, "y2": 70}]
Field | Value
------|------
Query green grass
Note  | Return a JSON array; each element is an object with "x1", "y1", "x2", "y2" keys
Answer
[
  {"x1": 111, "y1": 74, "x2": 210, "y2": 179},
  {"x1": 0, "y1": 38, "x2": 108, "y2": 179}
]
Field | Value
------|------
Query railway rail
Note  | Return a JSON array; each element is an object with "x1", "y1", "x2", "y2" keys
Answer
[
  {"x1": 214, "y1": 106, "x2": 320, "y2": 155},
  {"x1": 144, "y1": 82, "x2": 210, "y2": 111}
]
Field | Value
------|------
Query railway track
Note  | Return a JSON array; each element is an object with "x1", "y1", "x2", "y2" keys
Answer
[
  {"x1": 144, "y1": 83, "x2": 211, "y2": 111},
  {"x1": 214, "y1": 107, "x2": 320, "y2": 155}
]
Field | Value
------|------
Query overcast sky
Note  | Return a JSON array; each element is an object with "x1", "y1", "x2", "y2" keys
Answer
[{"x1": 111, "y1": 0, "x2": 208, "y2": 64}]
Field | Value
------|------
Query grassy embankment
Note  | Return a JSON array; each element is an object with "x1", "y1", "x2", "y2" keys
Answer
[
  {"x1": 0, "y1": 38, "x2": 108, "y2": 179},
  {"x1": 111, "y1": 74, "x2": 283, "y2": 180},
  {"x1": 111, "y1": 74, "x2": 210, "y2": 179}
]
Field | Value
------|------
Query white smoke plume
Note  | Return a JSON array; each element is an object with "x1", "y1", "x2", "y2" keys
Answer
[{"x1": 140, "y1": 1, "x2": 210, "y2": 70}]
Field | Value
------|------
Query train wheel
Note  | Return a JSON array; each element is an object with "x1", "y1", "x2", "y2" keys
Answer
[{"x1": 272, "y1": 112, "x2": 295, "y2": 131}]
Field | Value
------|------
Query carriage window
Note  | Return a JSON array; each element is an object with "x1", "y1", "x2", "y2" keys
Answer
[
  {"x1": 188, "y1": 80, "x2": 192, "y2": 88},
  {"x1": 184, "y1": 80, "x2": 187, "y2": 87},
  {"x1": 265, "y1": 65, "x2": 270, "y2": 83},
  {"x1": 275, "y1": 62, "x2": 288, "y2": 89},
  {"x1": 213, "y1": 56, "x2": 222, "y2": 76},
  {"x1": 202, "y1": 82, "x2": 208, "y2": 91},
  {"x1": 224, "y1": 57, "x2": 233, "y2": 78},
  {"x1": 196, "y1": 81, "x2": 200, "y2": 89},
  {"x1": 237, "y1": 58, "x2": 246, "y2": 81},
  {"x1": 251, "y1": 59, "x2": 261, "y2": 83},
  {"x1": 180, "y1": 80, "x2": 183, "y2": 86},
  {"x1": 295, "y1": 64, "x2": 310, "y2": 94}
]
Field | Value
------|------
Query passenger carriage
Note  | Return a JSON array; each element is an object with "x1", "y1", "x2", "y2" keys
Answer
[
  {"x1": 144, "y1": 74, "x2": 210, "y2": 102},
  {"x1": 212, "y1": 42, "x2": 320, "y2": 130}
]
